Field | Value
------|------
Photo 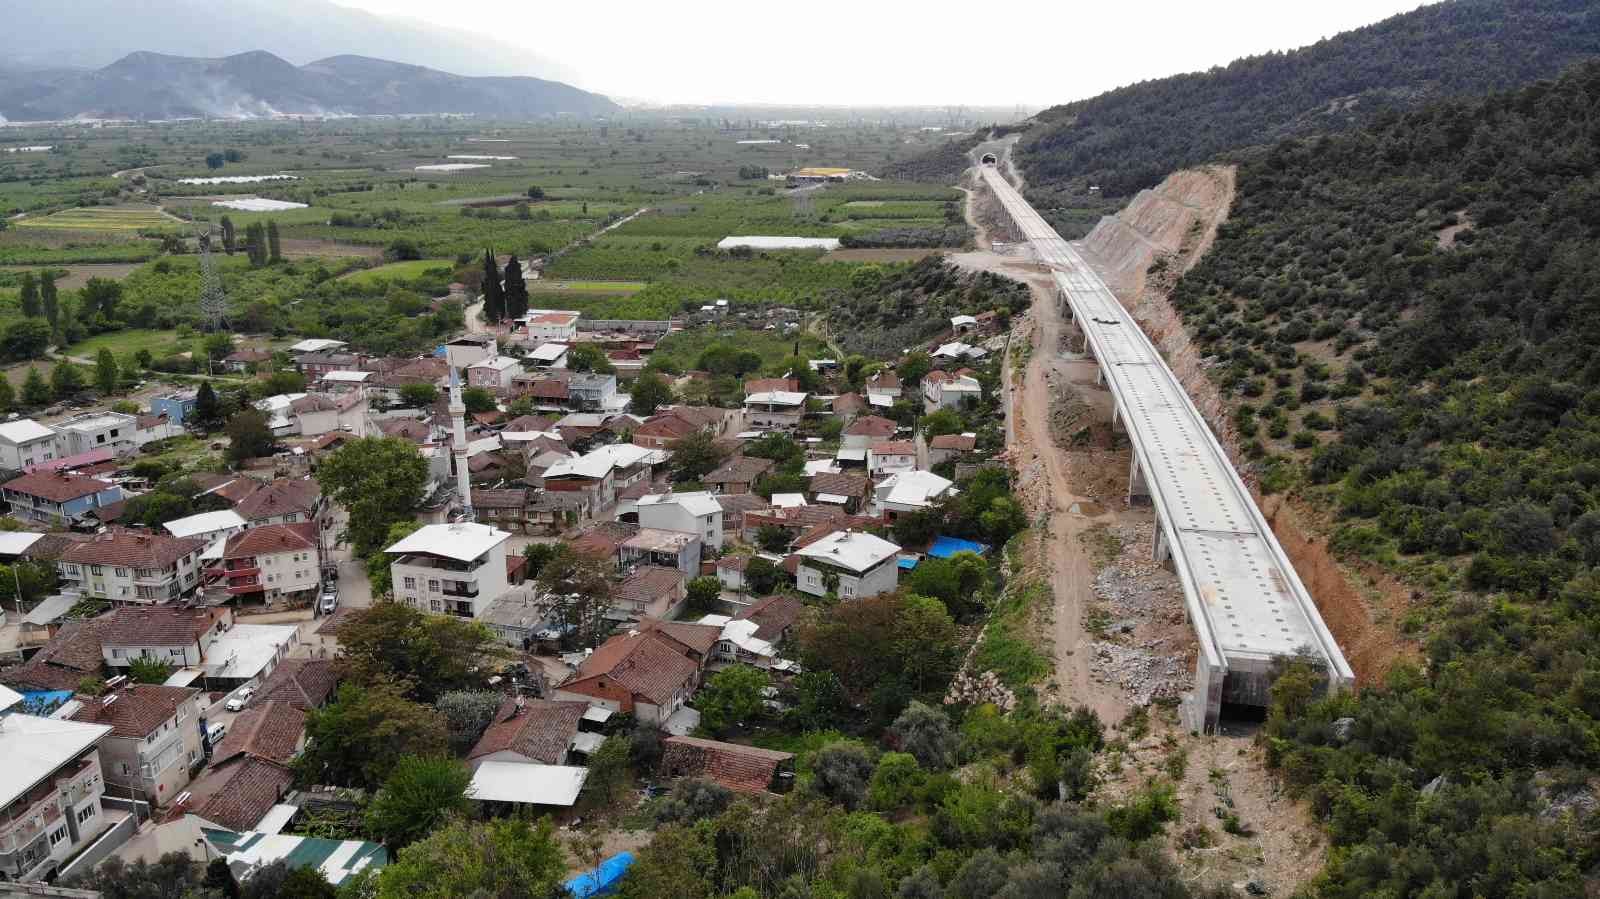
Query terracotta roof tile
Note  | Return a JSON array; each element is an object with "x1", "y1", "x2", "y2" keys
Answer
[
  {"x1": 69, "y1": 684, "x2": 198, "y2": 739},
  {"x1": 661, "y1": 736, "x2": 793, "y2": 794},
  {"x1": 232, "y1": 479, "x2": 321, "y2": 521},
  {"x1": 866, "y1": 372, "x2": 901, "y2": 390},
  {"x1": 251, "y1": 658, "x2": 338, "y2": 711},
  {"x1": 473, "y1": 488, "x2": 528, "y2": 510},
  {"x1": 705, "y1": 456, "x2": 773, "y2": 485},
  {"x1": 744, "y1": 378, "x2": 799, "y2": 395},
  {"x1": 639, "y1": 619, "x2": 720, "y2": 656},
  {"x1": 0, "y1": 619, "x2": 105, "y2": 690},
  {"x1": 617, "y1": 567, "x2": 684, "y2": 606},
  {"x1": 809, "y1": 472, "x2": 870, "y2": 498},
  {"x1": 212, "y1": 700, "x2": 305, "y2": 764},
  {"x1": 99, "y1": 607, "x2": 225, "y2": 647},
  {"x1": 569, "y1": 630, "x2": 700, "y2": 707},
  {"x1": 930, "y1": 434, "x2": 977, "y2": 451},
  {"x1": 467, "y1": 698, "x2": 588, "y2": 765},
  {"x1": 843, "y1": 416, "x2": 896, "y2": 438},
  {"x1": 870, "y1": 441, "x2": 915, "y2": 456},
  {"x1": 191, "y1": 756, "x2": 293, "y2": 831},
  {"x1": 222, "y1": 523, "x2": 318, "y2": 560},
  {"x1": 314, "y1": 607, "x2": 360, "y2": 638},
  {"x1": 63, "y1": 532, "x2": 207, "y2": 569},
  {"x1": 1, "y1": 470, "x2": 115, "y2": 503},
  {"x1": 733, "y1": 594, "x2": 804, "y2": 643}
]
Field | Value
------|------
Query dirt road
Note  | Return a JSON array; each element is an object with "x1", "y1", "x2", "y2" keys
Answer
[{"x1": 950, "y1": 168, "x2": 1128, "y2": 726}]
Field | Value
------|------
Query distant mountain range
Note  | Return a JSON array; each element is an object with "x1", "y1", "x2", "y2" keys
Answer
[
  {"x1": 0, "y1": 51, "x2": 618, "y2": 121},
  {"x1": 0, "y1": 0, "x2": 576, "y2": 83}
]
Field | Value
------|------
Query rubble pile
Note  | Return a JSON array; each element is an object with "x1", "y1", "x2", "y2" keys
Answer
[
  {"x1": 1088, "y1": 520, "x2": 1191, "y2": 703},
  {"x1": 944, "y1": 667, "x2": 1018, "y2": 711},
  {"x1": 1089, "y1": 640, "x2": 1186, "y2": 705}
]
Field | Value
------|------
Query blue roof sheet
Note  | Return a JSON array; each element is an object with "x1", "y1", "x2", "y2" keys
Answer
[
  {"x1": 928, "y1": 536, "x2": 988, "y2": 558},
  {"x1": 565, "y1": 852, "x2": 635, "y2": 898},
  {"x1": 897, "y1": 558, "x2": 918, "y2": 570}
]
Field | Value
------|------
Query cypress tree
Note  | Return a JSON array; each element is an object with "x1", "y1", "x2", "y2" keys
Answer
[
  {"x1": 481, "y1": 249, "x2": 504, "y2": 324},
  {"x1": 18, "y1": 271, "x2": 39, "y2": 318},
  {"x1": 220, "y1": 216, "x2": 236, "y2": 254},
  {"x1": 194, "y1": 380, "x2": 220, "y2": 429},
  {"x1": 39, "y1": 271, "x2": 58, "y2": 327},
  {"x1": 502, "y1": 255, "x2": 528, "y2": 321},
  {"x1": 21, "y1": 367, "x2": 48, "y2": 407},
  {"x1": 0, "y1": 377, "x2": 13, "y2": 413},
  {"x1": 267, "y1": 220, "x2": 282, "y2": 263}
]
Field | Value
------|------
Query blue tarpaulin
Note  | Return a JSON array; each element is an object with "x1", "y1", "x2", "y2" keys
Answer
[
  {"x1": 928, "y1": 536, "x2": 988, "y2": 558},
  {"x1": 565, "y1": 851, "x2": 635, "y2": 898},
  {"x1": 898, "y1": 558, "x2": 918, "y2": 570}
]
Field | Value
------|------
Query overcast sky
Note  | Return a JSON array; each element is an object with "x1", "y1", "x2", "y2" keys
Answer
[{"x1": 332, "y1": 0, "x2": 1432, "y2": 107}]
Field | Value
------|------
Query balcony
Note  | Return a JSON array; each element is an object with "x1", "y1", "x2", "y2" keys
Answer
[
  {"x1": 395, "y1": 554, "x2": 485, "y2": 574},
  {"x1": 227, "y1": 582, "x2": 265, "y2": 596},
  {"x1": 440, "y1": 581, "x2": 479, "y2": 598}
]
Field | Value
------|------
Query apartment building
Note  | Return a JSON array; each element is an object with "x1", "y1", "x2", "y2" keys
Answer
[
  {"x1": 387, "y1": 522, "x2": 512, "y2": 619},
  {"x1": 0, "y1": 419, "x2": 58, "y2": 470},
  {"x1": 57, "y1": 533, "x2": 208, "y2": 604},
  {"x1": 636, "y1": 491, "x2": 724, "y2": 551},
  {"x1": 215, "y1": 523, "x2": 321, "y2": 603},
  {"x1": 0, "y1": 689, "x2": 112, "y2": 883},
  {"x1": 794, "y1": 529, "x2": 901, "y2": 600},
  {"x1": 1, "y1": 470, "x2": 123, "y2": 528},
  {"x1": 69, "y1": 682, "x2": 204, "y2": 807},
  {"x1": 54, "y1": 411, "x2": 142, "y2": 457}
]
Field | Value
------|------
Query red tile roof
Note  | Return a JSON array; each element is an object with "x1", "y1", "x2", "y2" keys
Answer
[
  {"x1": 930, "y1": 434, "x2": 977, "y2": 451},
  {"x1": 743, "y1": 377, "x2": 799, "y2": 395},
  {"x1": 251, "y1": 658, "x2": 338, "y2": 710},
  {"x1": 467, "y1": 698, "x2": 589, "y2": 765},
  {"x1": 1, "y1": 470, "x2": 115, "y2": 503},
  {"x1": 69, "y1": 684, "x2": 197, "y2": 739},
  {"x1": 62, "y1": 532, "x2": 207, "y2": 569},
  {"x1": 474, "y1": 488, "x2": 529, "y2": 510},
  {"x1": 0, "y1": 618, "x2": 105, "y2": 691},
  {"x1": 190, "y1": 756, "x2": 293, "y2": 831},
  {"x1": 570, "y1": 521, "x2": 638, "y2": 559},
  {"x1": 99, "y1": 607, "x2": 225, "y2": 647},
  {"x1": 661, "y1": 735, "x2": 793, "y2": 794},
  {"x1": 212, "y1": 700, "x2": 305, "y2": 764},
  {"x1": 866, "y1": 372, "x2": 901, "y2": 390},
  {"x1": 569, "y1": 630, "x2": 700, "y2": 706},
  {"x1": 733, "y1": 594, "x2": 804, "y2": 643},
  {"x1": 638, "y1": 619, "x2": 720, "y2": 656},
  {"x1": 809, "y1": 472, "x2": 870, "y2": 498},
  {"x1": 232, "y1": 479, "x2": 321, "y2": 521},
  {"x1": 705, "y1": 456, "x2": 773, "y2": 485},
  {"x1": 222, "y1": 523, "x2": 318, "y2": 561},
  {"x1": 843, "y1": 416, "x2": 896, "y2": 438},
  {"x1": 617, "y1": 567, "x2": 685, "y2": 606},
  {"x1": 870, "y1": 441, "x2": 915, "y2": 456}
]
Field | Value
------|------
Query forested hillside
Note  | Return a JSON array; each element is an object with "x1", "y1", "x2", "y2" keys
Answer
[
  {"x1": 1170, "y1": 63, "x2": 1600, "y2": 896},
  {"x1": 825, "y1": 257, "x2": 1028, "y2": 358},
  {"x1": 1018, "y1": 0, "x2": 1600, "y2": 234}
]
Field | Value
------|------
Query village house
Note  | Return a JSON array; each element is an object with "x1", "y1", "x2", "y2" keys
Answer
[
  {"x1": 660, "y1": 736, "x2": 795, "y2": 794},
  {"x1": 213, "y1": 523, "x2": 321, "y2": 604},
  {"x1": 221, "y1": 349, "x2": 272, "y2": 373},
  {"x1": 808, "y1": 472, "x2": 873, "y2": 513},
  {"x1": 922, "y1": 432, "x2": 978, "y2": 467},
  {"x1": 467, "y1": 356, "x2": 523, "y2": 393},
  {"x1": 0, "y1": 419, "x2": 58, "y2": 470},
  {"x1": 864, "y1": 371, "x2": 902, "y2": 404},
  {"x1": 467, "y1": 698, "x2": 590, "y2": 769},
  {"x1": 552, "y1": 622, "x2": 714, "y2": 726},
  {"x1": 619, "y1": 527, "x2": 702, "y2": 577},
  {"x1": 0, "y1": 470, "x2": 123, "y2": 527},
  {"x1": 518, "y1": 310, "x2": 581, "y2": 343},
  {"x1": 249, "y1": 658, "x2": 339, "y2": 711},
  {"x1": 58, "y1": 533, "x2": 208, "y2": 604},
  {"x1": 612, "y1": 566, "x2": 687, "y2": 622},
  {"x1": 69, "y1": 683, "x2": 204, "y2": 807},
  {"x1": 387, "y1": 522, "x2": 512, "y2": 619},
  {"x1": 715, "y1": 493, "x2": 771, "y2": 533},
  {"x1": 54, "y1": 411, "x2": 142, "y2": 457},
  {"x1": 524, "y1": 342, "x2": 570, "y2": 369},
  {"x1": 567, "y1": 373, "x2": 619, "y2": 411},
  {"x1": 211, "y1": 478, "x2": 324, "y2": 529},
  {"x1": 794, "y1": 529, "x2": 901, "y2": 600},
  {"x1": 841, "y1": 415, "x2": 897, "y2": 451},
  {"x1": 743, "y1": 390, "x2": 807, "y2": 431},
  {"x1": 211, "y1": 700, "x2": 306, "y2": 766},
  {"x1": 867, "y1": 440, "x2": 917, "y2": 477},
  {"x1": 96, "y1": 606, "x2": 231, "y2": 671},
  {"x1": 293, "y1": 349, "x2": 364, "y2": 381},
  {"x1": 636, "y1": 491, "x2": 724, "y2": 550},
  {"x1": 922, "y1": 370, "x2": 983, "y2": 411},
  {"x1": 874, "y1": 470, "x2": 957, "y2": 519},
  {"x1": 703, "y1": 456, "x2": 772, "y2": 496}
]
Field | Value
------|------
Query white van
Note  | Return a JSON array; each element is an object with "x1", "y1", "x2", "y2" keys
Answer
[{"x1": 207, "y1": 722, "x2": 227, "y2": 745}]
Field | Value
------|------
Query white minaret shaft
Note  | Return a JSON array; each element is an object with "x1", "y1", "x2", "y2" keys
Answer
[{"x1": 448, "y1": 365, "x2": 474, "y2": 521}]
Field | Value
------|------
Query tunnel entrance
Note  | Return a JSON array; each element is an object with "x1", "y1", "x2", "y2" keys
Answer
[{"x1": 980, "y1": 153, "x2": 998, "y2": 165}]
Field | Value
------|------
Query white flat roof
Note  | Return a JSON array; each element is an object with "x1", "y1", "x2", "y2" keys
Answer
[
  {"x1": 289, "y1": 339, "x2": 347, "y2": 354},
  {"x1": 868, "y1": 394, "x2": 894, "y2": 408},
  {"x1": 470, "y1": 356, "x2": 521, "y2": 372},
  {"x1": 527, "y1": 343, "x2": 569, "y2": 362},
  {"x1": 745, "y1": 391, "x2": 807, "y2": 406},
  {"x1": 163, "y1": 510, "x2": 247, "y2": 538},
  {"x1": 951, "y1": 314, "x2": 978, "y2": 326},
  {"x1": 469, "y1": 761, "x2": 587, "y2": 806},
  {"x1": 795, "y1": 529, "x2": 900, "y2": 573},
  {"x1": 569, "y1": 732, "x2": 605, "y2": 754},
  {"x1": 202, "y1": 624, "x2": 298, "y2": 681},
  {"x1": 878, "y1": 470, "x2": 954, "y2": 508},
  {"x1": 0, "y1": 531, "x2": 45, "y2": 555},
  {"x1": 637, "y1": 491, "x2": 721, "y2": 517},
  {"x1": 0, "y1": 713, "x2": 111, "y2": 804},
  {"x1": 320, "y1": 370, "x2": 371, "y2": 383},
  {"x1": 21, "y1": 593, "x2": 77, "y2": 626},
  {"x1": 816, "y1": 493, "x2": 849, "y2": 505},
  {"x1": 770, "y1": 493, "x2": 806, "y2": 509},
  {"x1": 386, "y1": 521, "x2": 511, "y2": 562},
  {"x1": 0, "y1": 419, "x2": 55, "y2": 444}
]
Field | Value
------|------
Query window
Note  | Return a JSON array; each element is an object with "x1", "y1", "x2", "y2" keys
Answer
[
  {"x1": 76, "y1": 803, "x2": 96, "y2": 825},
  {"x1": 806, "y1": 574, "x2": 819, "y2": 587},
  {"x1": 90, "y1": 565, "x2": 103, "y2": 575},
  {"x1": 112, "y1": 649, "x2": 124, "y2": 658},
  {"x1": 114, "y1": 567, "x2": 127, "y2": 577},
  {"x1": 48, "y1": 825, "x2": 67, "y2": 847},
  {"x1": 169, "y1": 648, "x2": 183, "y2": 657},
  {"x1": 428, "y1": 580, "x2": 440, "y2": 593},
  {"x1": 120, "y1": 762, "x2": 131, "y2": 775},
  {"x1": 403, "y1": 577, "x2": 416, "y2": 590},
  {"x1": 430, "y1": 600, "x2": 443, "y2": 612},
  {"x1": 176, "y1": 704, "x2": 187, "y2": 723}
]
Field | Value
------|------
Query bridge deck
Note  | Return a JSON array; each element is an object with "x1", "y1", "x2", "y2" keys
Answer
[{"x1": 981, "y1": 166, "x2": 1352, "y2": 694}]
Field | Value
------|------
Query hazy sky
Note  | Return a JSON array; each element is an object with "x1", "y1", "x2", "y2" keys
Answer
[{"x1": 333, "y1": 0, "x2": 1432, "y2": 107}]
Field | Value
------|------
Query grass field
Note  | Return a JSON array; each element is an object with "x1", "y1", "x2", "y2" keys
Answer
[
  {"x1": 16, "y1": 206, "x2": 175, "y2": 231},
  {"x1": 529, "y1": 280, "x2": 647, "y2": 294},
  {"x1": 62, "y1": 329, "x2": 187, "y2": 361},
  {"x1": 339, "y1": 259, "x2": 455, "y2": 285}
]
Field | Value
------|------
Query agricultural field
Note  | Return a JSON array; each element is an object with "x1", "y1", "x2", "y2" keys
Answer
[
  {"x1": 339, "y1": 259, "x2": 456, "y2": 285},
  {"x1": 14, "y1": 205, "x2": 176, "y2": 231}
]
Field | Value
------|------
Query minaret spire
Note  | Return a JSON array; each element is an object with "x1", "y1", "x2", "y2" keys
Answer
[{"x1": 448, "y1": 365, "x2": 474, "y2": 522}]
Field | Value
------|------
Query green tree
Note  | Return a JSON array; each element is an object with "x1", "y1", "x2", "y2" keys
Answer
[
  {"x1": 812, "y1": 742, "x2": 875, "y2": 810},
  {"x1": 890, "y1": 701, "x2": 957, "y2": 770},
  {"x1": 296, "y1": 680, "x2": 450, "y2": 790},
  {"x1": 398, "y1": 382, "x2": 437, "y2": 408},
  {"x1": 220, "y1": 215, "x2": 236, "y2": 254},
  {"x1": 460, "y1": 386, "x2": 496, "y2": 414},
  {"x1": 897, "y1": 351, "x2": 932, "y2": 386},
  {"x1": 206, "y1": 151, "x2": 225, "y2": 169},
  {"x1": 501, "y1": 255, "x2": 528, "y2": 321},
  {"x1": 685, "y1": 575, "x2": 722, "y2": 615},
  {"x1": 534, "y1": 545, "x2": 615, "y2": 648},
  {"x1": 225, "y1": 408, "x2": 275, "y2": 462},
  {"x1": 94, "y1": 348, "x2": 118, "y2": 396},
  {"x1": 797, "y1": 591, "x2": 960, "y2": 699},
  {"x1": 193, "y1": 380, "x2": 221, "y2": 429},
  {"x1": 921, "y1": 407, "x2": 963, "y2": 438},
  {"x1": 79, "y1": 277, "x2": 121, "y2": 321},
  {"x1": 203, "y1": 856, "x2": 240, "y2": 898},
  {"x1": 39, "y1": 270, "x2": 58, "y2": 328},
  {"x1": 67, "y1": 853, "x2": 207, "y2": 896},
  {"x1": 336, "y1": 602, "x2": 499, "y2": 703},
  {"x1": 584, "y1": 735, "x2": 630, "y2": 805},
  {"x1": 695, "y1": 664, "x2": 769, "y2": 735},
  {"x1": 364, "y1": 755, "x2": 472, "y2": 849},
  {"x1": 240, "y1": 863, "x2": 336, "y2": 899},
  {"x1": 868, "y1": 751, "x2": 926, "y2": 811},
  {"x1": 628, "y1": 372, "x2": 673, "y2": 416},
  {"x1": 744, "y1": 556, "x2": 782, "y2": 595},
  {"x1": 376, "y1": 818, "x2": 566, "y2": 899},
  {"x1": 365, "y1": 520, "x2": 420, "y2": 597},
  {"x1": 669, "y1": 429, "x2": 727, "y2": 483},
  {"x1": 436, "y1": 690, "x2": 502, "y2": 754},
  {"x1": 50, "y1": 361, "x2": 84, "y2": 399},
  {"x1": 565, "y1": 343, "x2": 614, "y2": 374},
  {"x1": 615, "y1": 824, "x2": 716, "y2": 899},
  {"x1": 134, "y1": 348, "x2": 153, "y2": 370},
  {"x1": 316, "y1": 437, "x2": 430, "y2": 556},
  {"x1": 267, "y1": 220, "x2": 282, "y2": 263},
  {"x1": 20, "y1": 367, "x2": 49, "y2": 406},
  {"x1": 0, "y1": 376, "x2": 15, "y2": 414},
  {"x1": 244, "y1": 222, "x2": 268, "y2": 268},
  {"x1": 480, "y1": 249, "x2": 504, "y2": 324},
  {"x1": 18, "y1": 271, "x2": 39, "y2": 318},
  {"x1": 127, "y1": 656, "x2": 172, "y2": 684},
  {"x1": 2, "y1": 319, "x2": 51, "y2": 361}
]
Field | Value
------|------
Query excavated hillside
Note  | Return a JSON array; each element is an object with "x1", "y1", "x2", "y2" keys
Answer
[{"x1": 1076, "y1": 165, "x2": 1412, "y2": 685}]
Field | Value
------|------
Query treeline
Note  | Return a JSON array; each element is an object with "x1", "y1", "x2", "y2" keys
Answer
[
  {"x1": 1016, "y1": 0, "x2": 1600, "y2": 224},
  {"x1": 879, "y1": 131, "x2": 984, "y2": 183},
  {"x1": 1171, "y1": 62, "x2": 1600, "y2": 896},
  {"x1": 825, "y1": 257, "x2": 1027, "y2": 358}
]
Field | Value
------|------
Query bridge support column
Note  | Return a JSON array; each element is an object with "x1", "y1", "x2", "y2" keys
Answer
[
  {"x1": 1127, "y1": 454, "x2": 1150, "y2": 504},
  {"x1": 1152, "y1": 521, "x2": 1170, "y2": 564}
]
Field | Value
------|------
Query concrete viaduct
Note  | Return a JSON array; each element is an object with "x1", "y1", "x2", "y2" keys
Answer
[{"x1": 978, "y1": 161, "x2": 1353, "y2": 731}]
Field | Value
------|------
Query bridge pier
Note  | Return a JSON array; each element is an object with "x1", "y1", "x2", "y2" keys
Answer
[
  {"x1": 1127, "y1": 453, "x2": 1150, "y2": 504},
  {"x1": 1152, "y1": 521, "x2": 1171, "y2": 564}
]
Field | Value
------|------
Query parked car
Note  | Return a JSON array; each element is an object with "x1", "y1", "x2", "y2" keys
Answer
[
  {"x1": 224, "y1": 687, "x2": 254, "y2": 712},
  {"x1": 207, "y1": 722, "x2": 227, "y2": 744},
  {"x1": 319, "y1": 588, "x2": 338, "y2": 615}
]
